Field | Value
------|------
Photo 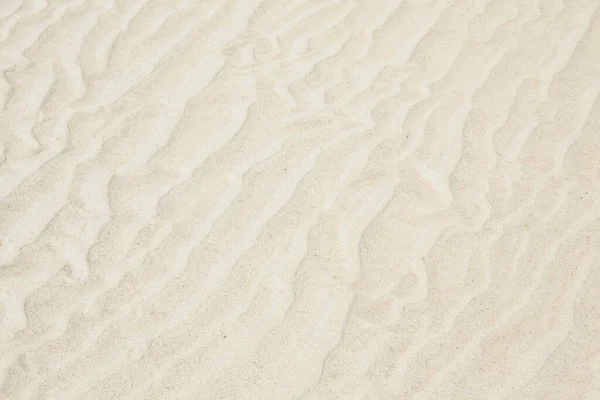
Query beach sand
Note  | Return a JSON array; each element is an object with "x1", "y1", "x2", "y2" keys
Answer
[{"x1": 1, "y1": 0, "x2": 600, "y2": 399}]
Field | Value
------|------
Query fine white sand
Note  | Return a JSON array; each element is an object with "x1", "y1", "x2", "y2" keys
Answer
[{"x1": 1, "y1": 0, "x2": 600, "y2": 399}]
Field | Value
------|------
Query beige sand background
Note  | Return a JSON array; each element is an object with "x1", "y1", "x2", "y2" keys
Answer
[{"x1": 1, "y1": 0, "x2": 600, "y2": 399}]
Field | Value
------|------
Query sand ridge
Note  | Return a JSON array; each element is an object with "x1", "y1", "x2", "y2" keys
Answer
[{"x1": 0, "y1": 0, "x2": 600, "y2": 399}]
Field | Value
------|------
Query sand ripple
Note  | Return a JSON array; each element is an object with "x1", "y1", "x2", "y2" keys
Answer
[{"x1": 1, "y1": 0, "x2": 600, "y2": 399}]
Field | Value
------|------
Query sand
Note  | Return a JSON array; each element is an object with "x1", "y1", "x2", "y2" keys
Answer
[{"x1": 0, "y1": 0, "x2": 599, "y2": 399}]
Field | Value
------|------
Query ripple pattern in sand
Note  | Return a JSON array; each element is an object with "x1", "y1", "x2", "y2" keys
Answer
[{"x1": 1, "y1": 0, "x2": 600, "y2": 399}]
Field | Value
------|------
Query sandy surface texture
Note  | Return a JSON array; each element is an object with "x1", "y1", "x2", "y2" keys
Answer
[{"x1": 1, "y1": 0, "x2": 600, "y2": 399}]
